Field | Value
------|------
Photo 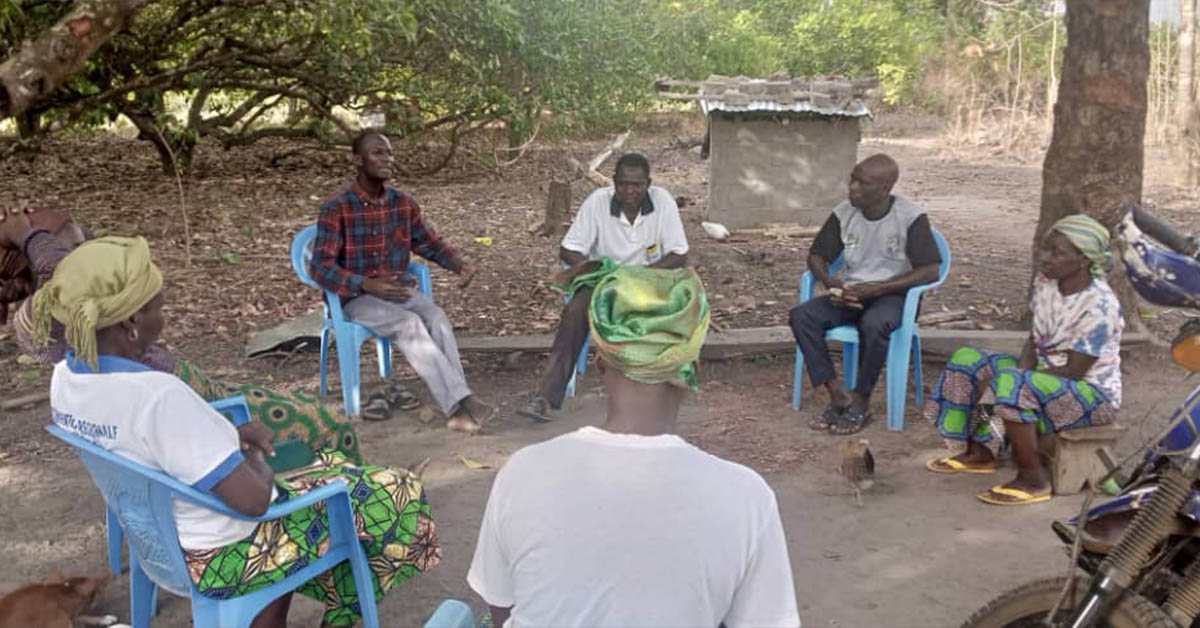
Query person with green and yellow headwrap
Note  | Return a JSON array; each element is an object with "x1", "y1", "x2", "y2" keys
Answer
[
  {"x1": 42, "y1": 237, "x2": 440, "y2": 628},
  {"x1": 1, "y1": 206, "x2": 367, "y2": 464},
  {"x1": 467, "y1": 263, "x2": 801, "y2": 628},
  {"x1": 923, "y1": 214, "x2": 1123, "y2": 506}
]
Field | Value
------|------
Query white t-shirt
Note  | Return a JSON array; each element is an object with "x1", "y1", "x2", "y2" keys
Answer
[
  {"x1": 467, "y1": 426, "x2": 800, "y2": 628},
  {"x1": 50, "y1": 354, "x2": 262, "y2": 550},
  {"x1": 561, "y1": 186, "x2": 689, "y2": 266}
]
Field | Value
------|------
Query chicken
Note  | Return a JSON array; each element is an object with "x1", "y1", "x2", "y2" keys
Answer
[
  {"x1": 701, "y1": 221, "x2": 730, "y2": 241},
  {"x1": 838, "y1": 438, "x2": 875, "y2": 507}
]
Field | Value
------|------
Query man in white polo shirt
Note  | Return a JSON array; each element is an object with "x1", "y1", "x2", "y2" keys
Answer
[{"x1": 519, "y1": 152, "x2": 689, "y2": 421}]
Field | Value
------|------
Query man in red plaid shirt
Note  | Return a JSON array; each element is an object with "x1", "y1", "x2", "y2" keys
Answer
[{"x1": 311, "y1": 129, "x2": 493, "y2": 433}]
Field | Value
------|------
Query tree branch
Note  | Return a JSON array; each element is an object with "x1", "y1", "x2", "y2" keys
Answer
[{"x1": 0, "y1": 0, "x2": 151, "y2": 120}]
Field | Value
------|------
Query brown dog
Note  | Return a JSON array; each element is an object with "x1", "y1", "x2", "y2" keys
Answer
[{"x1": 0, "y1": 573, "x2": 125, "y2": 628}]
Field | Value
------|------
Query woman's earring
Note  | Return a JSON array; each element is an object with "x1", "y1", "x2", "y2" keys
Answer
[{"x1": 129, "y1": 327, "x2": 139, "y2": 342}]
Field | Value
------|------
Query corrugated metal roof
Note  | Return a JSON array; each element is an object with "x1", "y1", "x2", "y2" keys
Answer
[
  {"x1": 696, "y1": 77, "x2": 872, "y2": 118},
  {"x1": 700, "y1": 97, "x2": 871, "y2": 118}
]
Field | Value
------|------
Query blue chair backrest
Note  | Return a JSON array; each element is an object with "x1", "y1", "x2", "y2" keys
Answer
[
  {"x1": 929, "y1": 227, "x2": 952, "y2": 287},
  {"x1": 829, "y1": 226, "x2": 950, "y2": 281},
  {"x1": 291, "y1": 225, "x2": 323, "y2": 291},
  {"x1": 803, "y1": 226, "x2": 951, "y2": 299},
  {"x1": 291, "y1": 225, "x2": 434, "y2": 302},
  {"x1": 47, "y1": 424, "x2": 235, "y2": 597}
]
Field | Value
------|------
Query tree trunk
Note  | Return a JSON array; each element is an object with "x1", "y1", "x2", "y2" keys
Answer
[
  {"x1": 0, "y1": 0, "x2": 149, "y2": 121},
  {"x1": 125, "y1": 105, "x2": 195, "y2": 177},
  {"x1": 1179, "y1": 0, "x2": 1197, "y2": 128},
  {"x1": 1037, "y1": 0, "x2": 1149, "y2": 328}
]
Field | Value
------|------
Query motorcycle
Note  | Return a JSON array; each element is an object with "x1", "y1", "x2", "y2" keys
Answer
[{"x1": 965, "y1": 206, "x2": 1200, "y2": 628}]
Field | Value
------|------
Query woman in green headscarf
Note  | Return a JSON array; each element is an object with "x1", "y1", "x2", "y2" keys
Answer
[
  {"x1": 41, "y1": 237, "x2": 439, "y2": 628},
  {"x1": 922, "y1": 214, "x2": 1123, "y2": 506}
]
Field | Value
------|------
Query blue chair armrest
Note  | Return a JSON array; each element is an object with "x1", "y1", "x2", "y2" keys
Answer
[
  {"x1": 407, "y1": 261, "x2": 433, "y2": 297},
  {"x1": 173, "y1": 478, "x2": 352, "y2": 522},
  {"x1": 210, "y1": 396, "x2": 251, "y2": 427},
  {"x1": 799, "y1": 271, "x2": 816, "y2": 304},
  {"x1": 799, "y1": 255, "x2": 843, "y2": 304}
]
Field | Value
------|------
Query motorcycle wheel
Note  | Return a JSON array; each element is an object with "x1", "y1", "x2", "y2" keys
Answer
[{"x1": 962, "y1": 576, "x2": 1175, "y2": 628}]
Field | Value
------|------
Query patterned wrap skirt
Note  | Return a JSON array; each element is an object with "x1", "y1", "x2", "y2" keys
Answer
[
  {"x1": 924, "y1": 346, "x2": 1117, "y2": 456},
  {"x1": 184, "y1": 451, "x2": 440, "y2": 626},
  {"x1": 175, "y1": 360, "x2": 362, "y2": 464}
]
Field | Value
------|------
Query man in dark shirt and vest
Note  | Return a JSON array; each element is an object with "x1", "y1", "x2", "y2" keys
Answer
[
  {"x1": 790, "y1": 154, "x2": 941, "y2": 435},
  {"x1": 311, "y1": 129, "x2": 494, "y2": 433}
]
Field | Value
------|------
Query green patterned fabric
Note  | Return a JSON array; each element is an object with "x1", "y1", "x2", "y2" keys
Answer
[
  {"x1": 555, "y1": 258, "x2": 709, "y2": 390},
  {"x1": 184, "y1": 451, "x2": 440, "y2": 627},
  {"x1": 175, "y1": 359, "x2": 362, "y2": 464},
  {"x1": 1050, "y1": 214, "x2": 1113, "y2": 278}
]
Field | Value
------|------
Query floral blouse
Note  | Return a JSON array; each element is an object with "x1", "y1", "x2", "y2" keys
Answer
[{"x1": 1030, "y1": 273, "x2": 1124, "y2": 408}]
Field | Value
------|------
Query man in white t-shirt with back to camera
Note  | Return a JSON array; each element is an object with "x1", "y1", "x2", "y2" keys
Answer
[
  {"x1": 518, "y1": 152, "x2": 689, "y2": 422},
  {"x1": 470, "y1": 264, "x2": 800, "y2": 627}
]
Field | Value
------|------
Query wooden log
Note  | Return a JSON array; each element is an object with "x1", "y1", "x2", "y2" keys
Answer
[
  {"x1": 731, "y1": 225, "x2": 820, "y2": 239},
  {"x1": 917, "y1": 310, "x2": 969, "y2": 326},
  {"x1": 543, "y1": 179, "x2": 571, "y2": 237},
  {"x1": 587, "y1": 131, "x2": 631, "y2": 173},
  {"x1": 1, "y1": 390, "x2": 50, "y2": 410},
  {"x1": 455, "y1": 326, "x2": 1152, "y2": 361},
  {"x1": 566, "y1": 157, "x2": 610, "y2": 188}
]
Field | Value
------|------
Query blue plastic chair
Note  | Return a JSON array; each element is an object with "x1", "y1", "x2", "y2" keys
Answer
[
  {"x1": 562, "y1": 271, "x2": 590, "y2": 398},
  {"x1": 106, "y1": 396, "x2": 252, "y2": 578},
  {"x1": 290, "y1": 225, "x2": 433, "y2": 417},
  {"x1": 424, "y1": 599, "x2": 476, "y2": 628},
  {"x1": 792, "y1": 227, "x2": 951, "y2": 431},
  {"x1": 50, "y1": 396, "x2": 380, "y2": 628}
]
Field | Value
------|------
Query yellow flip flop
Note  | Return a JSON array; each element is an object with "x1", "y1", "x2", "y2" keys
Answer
[
  {"x1": 977, "y1": 485, "x2": 1051, "y2": 506},
  {"x1": 925, "y1": 457, "x2": 997, "y2": 474}
]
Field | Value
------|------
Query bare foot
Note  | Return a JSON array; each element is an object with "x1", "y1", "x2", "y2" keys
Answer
[
  {"x1": 447, "y1": 415, "x2": 482, "y2": 435},
  {"x1": 461, "y1": 396, "x2": 496, "y2": 425}
]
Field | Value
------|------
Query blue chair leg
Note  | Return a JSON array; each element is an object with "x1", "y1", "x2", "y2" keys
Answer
[
  {"x1": 885, "y1": 328, "x2": 915, "y2": 431},
  {"x1": 424, "y1": 600, "x2": 476, "y2": 628},
  {"x1": 333, "y1": 326, "x2": 364, "y2": 416},
  {"x1": 327, "y1": 495, "x2": 380, "y2": 628},
  {"x1": 578, "y1": 336, "x2": 590, "y2": 376},
  {"x1": 106, "y1": 507, "x2": 122, "y2": 577},
  {"x1": 842, "y1": 341, "x2": 859, "y2": 391},
  {"x1": 912, "y1": 334, "x2": 924, "y2": 407},
  {"x1": 567, "y1": 337, "x2": 590, "y2": 398},
  {"x1": 319, "y1": 326, "x2": 332, "y2": 397},
  {"x1": 129, "y1": 557, "x2": 156, "y2": 628},
  {"x1": 792, "y1": 346, "x2": 805, "y2": 411},
  {"x1": 376, "y1": 337, "x2": 393, "y2": 379}
]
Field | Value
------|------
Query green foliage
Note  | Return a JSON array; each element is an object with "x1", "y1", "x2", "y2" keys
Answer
[{"x1": 2, "y1": 0, "x2": 962, "y2": 162}]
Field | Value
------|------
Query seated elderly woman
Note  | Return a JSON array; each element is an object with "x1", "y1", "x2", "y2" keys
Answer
[
  {"x1": 0, "y1": 206, "x2": 423, "y2": 464},
  {"x1": 38, "y1": 236, "x2": 440, "y2": 628},
  {"x1": 923, "y1": 214, "x2": 1123, "y2": 505}
]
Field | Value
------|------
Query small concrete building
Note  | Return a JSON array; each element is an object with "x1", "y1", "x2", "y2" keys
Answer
[{"x1": 699, "y1": 76, "x2": 871, "y2": 229}]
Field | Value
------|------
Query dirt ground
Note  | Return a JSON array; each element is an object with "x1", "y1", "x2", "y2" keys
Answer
[{"x1": 1, "y1": 118, "x2": 1198, "y2": 626}]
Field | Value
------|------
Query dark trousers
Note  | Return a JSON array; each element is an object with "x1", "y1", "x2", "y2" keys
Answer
[
  {"x1": 539, "y1": 287, "x2": 594, "y2": 408},
  {"x1": 788, "y1": 294, "x2": 905, "y2": 397}
]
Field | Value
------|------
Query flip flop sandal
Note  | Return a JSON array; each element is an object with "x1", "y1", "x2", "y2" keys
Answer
[
  {"x1": 384, "y1": 384, "x2": 421, "y2": 411},
  {"x1": 829, "y1": 408, "x2": 871, "y2": 435},
  {"x1": 977, "y1": 485, "x2": 1051, "y2": 506},
  {"x1": 925, "y1": 457, "x2": 997, "y2": 474},
  {"x1": 809, "y1": 404, "x2": 847, "y2": 431},
  {"x1": 361, "y1": 393, "x2": 392, "y2": 422}
]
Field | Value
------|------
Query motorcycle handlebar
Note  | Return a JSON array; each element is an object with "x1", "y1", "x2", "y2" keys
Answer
[{"x1": 1131, "y1": 204, "x2": 1200, "y2": 259}]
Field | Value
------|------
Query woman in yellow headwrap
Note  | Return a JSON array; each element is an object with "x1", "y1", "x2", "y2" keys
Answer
[
  {"x1": 922, "y1": 214, "x2": 1123, "y2": 506},
  {"x1": 0, "y1": 206, "x2": 374, "y2": 464},
  {"x1": 40, "y1": 237, "x2": 439, "y2": 628}
]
